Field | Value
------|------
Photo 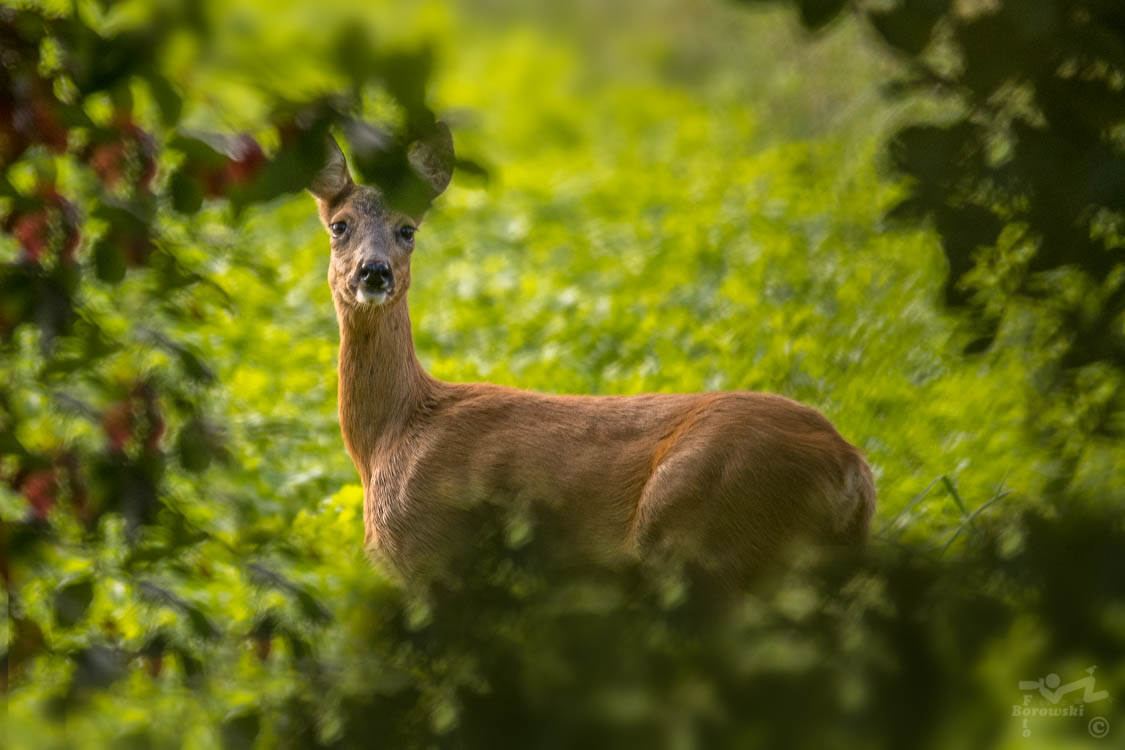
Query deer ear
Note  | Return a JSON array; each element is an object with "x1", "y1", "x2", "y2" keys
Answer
[
  {"x1": 309, "y1": 137, "x2": 354, "y2": 203},
  {"x1": 408, "y1": 122, "x2": 454, "y2": 198}
]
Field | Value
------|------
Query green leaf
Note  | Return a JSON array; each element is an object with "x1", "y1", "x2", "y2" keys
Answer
[
  {"x1": 177, "y1": 347, "x2": 215, "y2": 384},
  {"x1": 177, "y1": 418, "x2": 213, "y2": 472},
  {"x1": 144, "y1": 72, "x2": 183, "y2": 125},
  {"x1": 221, "y1": 711, "x2": 260, "y2": 750},
  {"x1": 170, "y1": 171, "x2": 204, "y2": 214},
  {"x1": 868, "y1": 0, "x2": 950, "y2": 56},
  {"x1": 70, "y1": 645, "x2": 124, "y2": 691},
  {"x1": 54, "y1": 578, "x2": 95, "y2": 627},
  {"x1": 798, "y1": 0, "x2": 849, "y2": 31},
  {"x1": 186, "y1": 604, "x2": 221, "y2": 640},
  {"x1": 93, "y1": 240, "x2": 127, "y2": 283},
  {"x1": 295, "y1": 588, "x2": 333, "y2": 625}
]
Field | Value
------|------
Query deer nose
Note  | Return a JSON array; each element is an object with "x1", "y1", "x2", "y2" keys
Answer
[{"x1": 358, "y1": 262, "x2": 393, "y2": 291}]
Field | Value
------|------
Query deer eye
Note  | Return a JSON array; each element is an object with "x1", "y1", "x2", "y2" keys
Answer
[
  {"x1": 330, "y1": 221, "x2": 347, "y2": 238},
  {"x1": 398, "y1": 225, "x2": 415, "y2": 243}
]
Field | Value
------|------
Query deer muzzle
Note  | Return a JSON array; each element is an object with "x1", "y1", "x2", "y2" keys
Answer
[{"x1": 356, "y1": 261, "x2": 394, "y2": 304}]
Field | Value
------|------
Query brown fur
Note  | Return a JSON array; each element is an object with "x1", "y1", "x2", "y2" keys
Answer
[{"x1": 310, "y1": 131, "x2": 876, "y2": 586}]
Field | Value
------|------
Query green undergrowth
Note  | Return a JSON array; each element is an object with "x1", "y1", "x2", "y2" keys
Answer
[{"x1": 6, "y1": 1, "x2": 1120, "y2": 748}]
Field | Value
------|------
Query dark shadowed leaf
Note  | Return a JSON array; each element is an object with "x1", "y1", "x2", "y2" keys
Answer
[
  {"x1": 453, "y1": 157, "x2": 489, "y2": 182},
  {"x1": 94, "y1": 240, "x2": 127, "y2": 283},
  {"x1": 295, "y1": 588, "x2": 333, "y2": 625},
  {"x1": 177, "y1": 417, "x2": 213, "y2": 472},
  {"x1": 186, "y1": 604, "x2": 221, "y2": 640},
  {"x1": 0, "y1": 265, "x2": 36, "y2": 337},
  {"x1": 143, "y1": 71, "x2": 183, "y2": 125},
  {"x1": 868, "y1": 0, "x2": 950, "y2": 56},
  {"x1": 221, "y1": 710, "x2": 260, "y2": 750},
  {"x1": 797, "y1": 0, "x2": 849, "y2": 31},
  {"x1": 889, "y1": 123, "x2": 981, "y2": 191},
  {"x1": 170, "y1": 170, "x2": 204, "y2": 214},
  {"x1": 176, "y1": 347, "x2": 215, "y2": 384},
  {"x1": 54, "y1": 578, "x2": 94, "y2": 627},
  {"x1": 934, "y1": 204, "x2": 1003, "y2": 307},
  {"x1": 70, "y1": 645, "x2": 124, "y2": 691},
  {"x1": 963, "y1": 331, "x2": 996, "y2": 356},
  {"x1": 169, "y1": 133, "x2": 230, "y2": 169},
  {"x1": 174, "y1": 646, "x2": 204, "y2": 688}
]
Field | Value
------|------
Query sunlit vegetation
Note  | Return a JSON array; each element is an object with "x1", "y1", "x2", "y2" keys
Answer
[{"x1": 3, "y1": 1, "x2": 1123, "y2": 748}]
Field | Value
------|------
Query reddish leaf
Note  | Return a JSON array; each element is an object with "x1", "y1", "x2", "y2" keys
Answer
[
  {"x1": 19, "y1": 468, "x2": 56, "y2": 521},
  {"x1": 102, "y1": 401, "x2": 133, "y2": 454}
]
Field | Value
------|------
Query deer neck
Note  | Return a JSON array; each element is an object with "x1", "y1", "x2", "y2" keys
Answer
[{"x1": 335, "y1": 294, "x2": 433, "y2": 476}]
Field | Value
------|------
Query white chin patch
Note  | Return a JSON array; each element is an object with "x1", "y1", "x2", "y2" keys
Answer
[{"x1": 356, "y1": 288, "x2": 389, "y2": 305}]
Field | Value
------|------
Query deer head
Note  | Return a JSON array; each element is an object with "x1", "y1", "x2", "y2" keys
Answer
[{"x1": 309, "y1": 124, "x2": 454, "y2": 313}]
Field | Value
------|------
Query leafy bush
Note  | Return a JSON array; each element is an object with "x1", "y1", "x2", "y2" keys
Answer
[{"x1": 747, "y1": 0, "x2": 1125, "y2": 479}]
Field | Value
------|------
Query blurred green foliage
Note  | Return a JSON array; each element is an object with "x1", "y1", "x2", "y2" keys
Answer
[
  {"x1": 2, "y1": 0, "x2": 1123, "y2": 748},
  {"x1": 749, "y1": 0, "x2": 1125, "y2": 481}
]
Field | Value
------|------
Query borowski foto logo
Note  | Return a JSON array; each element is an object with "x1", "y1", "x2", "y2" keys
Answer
[{"x1": 1013, "y1": 666, "x2": 1111, "y2": 739}]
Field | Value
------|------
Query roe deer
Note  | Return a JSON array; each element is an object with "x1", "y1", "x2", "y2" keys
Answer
[{"x1": 310, "y1": 125, "x2": 875, "y2": 586}]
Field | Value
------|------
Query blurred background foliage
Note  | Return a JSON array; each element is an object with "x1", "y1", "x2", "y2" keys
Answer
[{"x1": 1, "y1": 0, "x2": 1123, "y2": 748}]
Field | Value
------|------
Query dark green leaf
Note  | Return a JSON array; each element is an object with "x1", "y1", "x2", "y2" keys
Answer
[
  {"x1": 94, "y1": 240, "x2": 127, "y2": 283},
  {"x1": 170, "y1": 171, "x2": 204, "y2": 214},
  {"x1": 797, "y1": 0, "x2": 849, "y2": 31},
  {"x1": 221, "y1": 711, "x2": 260, "y2": 750},
  {"x1": 185, "y1": 604, "x2": 221, "y2": 640},
  {"x1": 295, "y1": 588, "x2": 333, "y2": 625},
  {"x1": 176, "y1": 347, "x2": 215, "y2": 384},
  {"x1": 54, "y1": 578, "x2": 94, "y2": 627},
  {"x1": 177, "y1": 418, "x2": 212, "y2": 472},
  {"x1": 869, "y1": 1, "x2": 950, "y2": 56},
  {"x1": 70, "y1": 645, "x2": 124, "y2": 691},
  {"x1": 144, "y1": 72, "x2": 183, "y2": 125}
]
